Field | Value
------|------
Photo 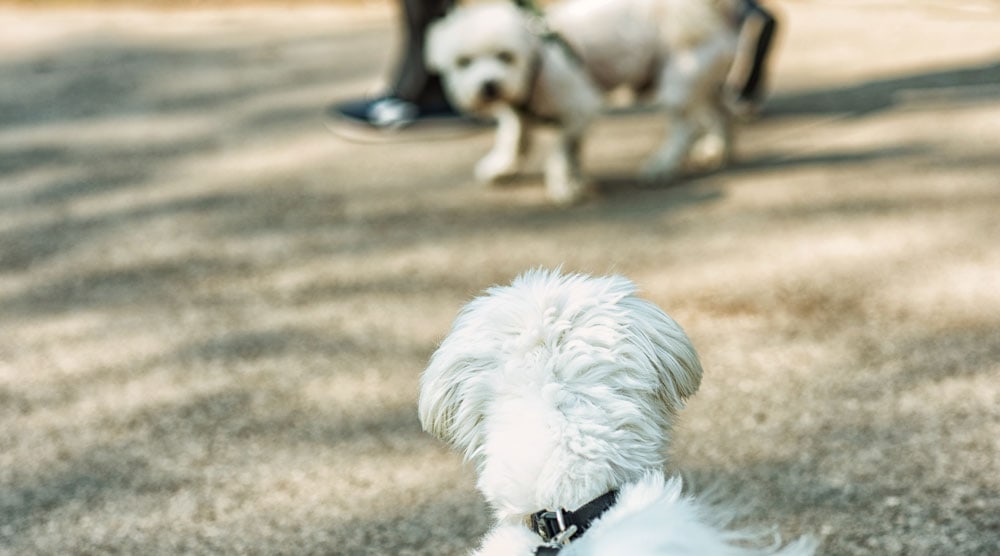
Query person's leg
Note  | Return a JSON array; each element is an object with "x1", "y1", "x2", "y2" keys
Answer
[
  {"x1": 332, "y1": 0, "x2": 457, "y2": 131},
  {"x1": 391, "y1": 0, "x2": 452, "y2": 110},
  {"x1": 737, "y1": 0, "x2": 777, "y2": 105}
]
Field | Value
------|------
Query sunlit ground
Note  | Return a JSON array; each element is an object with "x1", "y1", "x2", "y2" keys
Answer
[{"x1": 1, "y1": 1, "x2": 998, "y2": 554}]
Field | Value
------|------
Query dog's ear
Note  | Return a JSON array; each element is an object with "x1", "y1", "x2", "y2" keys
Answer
[
  {"x1": 619, "y1": 295, "x2": 703, "y2": 411},
  {"x1": 418, "y1": 301, "x2": 496, "y2": 456},
  {"x1": 425, "y1": 16, "x2": 454, "y2": 73}
]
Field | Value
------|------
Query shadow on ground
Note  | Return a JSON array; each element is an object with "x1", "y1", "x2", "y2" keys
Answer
[{"x1": 1, "y1": 7, "x2": 998, "y2": 555}]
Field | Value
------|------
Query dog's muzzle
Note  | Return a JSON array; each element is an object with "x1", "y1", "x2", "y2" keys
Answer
[
  {"x1": 479, "y1": 80, "x2": 502, "y2": 102},
  {"x1": 528, "y1": 489, "x2": 619, "y2": 555}
]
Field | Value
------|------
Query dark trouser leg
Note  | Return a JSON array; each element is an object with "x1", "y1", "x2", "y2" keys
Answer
[
  {"x1": 738, "y1": 0, "x2": 778, "y2": 103},
  {"x1": 391, "y1": 0, "x2": 454, "y2": 110}
]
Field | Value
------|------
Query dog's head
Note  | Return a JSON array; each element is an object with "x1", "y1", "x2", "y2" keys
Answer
[
  {"x1": 418, "y1": 269, "x2": 703, "y2": 519},
  {"x1": 426, "y1": 3, "x2": 541, "y2": 114}
]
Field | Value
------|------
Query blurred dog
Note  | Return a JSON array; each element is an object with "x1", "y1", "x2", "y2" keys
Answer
[
  {"x1": 419, "y1": 269, "x2": 817, "y2": 555},
  {"x1": 427, "y1": 0, "x2": 745, "y2": 204}
]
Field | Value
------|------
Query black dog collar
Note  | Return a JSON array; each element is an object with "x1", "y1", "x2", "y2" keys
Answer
[{"x1": 528, "y1": 489, "x2": 619, "y2": 554}]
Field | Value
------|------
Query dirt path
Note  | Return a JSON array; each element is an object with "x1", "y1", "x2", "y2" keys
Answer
[{"x1": 1, "y1": 1, "x2": 998, "y2": 554}]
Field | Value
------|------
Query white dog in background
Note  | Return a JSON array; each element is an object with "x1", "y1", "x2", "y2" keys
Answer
[
  {"x1": 427, "y1": 0, "x2": 744, "y2": 204},
  {"x1": 419, "y1": 269, "x2": 817, "y2": 555}
]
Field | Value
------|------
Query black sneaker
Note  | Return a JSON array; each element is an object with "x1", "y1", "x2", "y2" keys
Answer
[{"x1": 326, "y1": 95, "x2": 486, "y2": 143}]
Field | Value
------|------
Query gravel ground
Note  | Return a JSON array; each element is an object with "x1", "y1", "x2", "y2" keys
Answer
[{"x1": 1, "y1": 1, "x2": 998, "y2": 554}]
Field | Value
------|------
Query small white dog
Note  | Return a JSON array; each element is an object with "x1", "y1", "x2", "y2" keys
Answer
[
  {"x1": 427, "y1": 0, "x2": 744, "y2": 204},
  {"x1": 419, "y1": 269, "x2": 817, "y2": 555}
]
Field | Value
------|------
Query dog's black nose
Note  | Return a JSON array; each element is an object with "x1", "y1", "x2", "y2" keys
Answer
[{"x1": 480, "y1": 80, "x2": 501, "y2": 101}]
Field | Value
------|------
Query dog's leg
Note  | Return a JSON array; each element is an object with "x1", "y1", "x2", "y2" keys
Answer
[
  {"x1": 640, "y1": 108, "x2": 697, "y2": 185},
  {"x1": 686, "y1": 96, "x2": 734, "y2": 172},
  {"x1": 642, "y1": 37, "x2": 737, "y2": 185},
  {"x1": 545, "y1": 130, "x2": 587, "y2": 205},
  {"x1": 475, "y1": 106, "x2": 528, "y2": 183},
  {"x1": 640, "y1": 54, "x2": 701, "y2": 184}
]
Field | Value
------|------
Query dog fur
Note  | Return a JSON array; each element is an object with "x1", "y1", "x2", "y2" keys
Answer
[
  {"x1": 419, "y1": 269, "x2": 817, "y2": 555},
  {"x1": 426, "y1": 0, "x2": 743, "y2": 204}
]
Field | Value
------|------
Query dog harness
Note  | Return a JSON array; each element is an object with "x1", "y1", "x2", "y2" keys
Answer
[
  {"x1": 513, "y1": 50, "x2": 557, "y2": 126},
  {"x1": 528, "y1": 489, "x2": 619, "y2": 555},
  {"x1": 511, "y1": 0, "x2": 583, "y2": 126},
  {"x1": 515, "y1": 0, "x2": 581, "y2": 65}
]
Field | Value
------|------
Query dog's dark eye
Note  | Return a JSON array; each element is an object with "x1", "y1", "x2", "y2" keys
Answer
[
  {"x1": 456, "y1": 56, "x2": 472, "y2": 69},
  {"x1": 497, "y1": 51, "x2": 516, "y2": 65}
]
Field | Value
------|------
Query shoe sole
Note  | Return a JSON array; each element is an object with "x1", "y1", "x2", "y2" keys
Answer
[{"x1": 324, "y1": 108, "x2": 491, "y2": 144}]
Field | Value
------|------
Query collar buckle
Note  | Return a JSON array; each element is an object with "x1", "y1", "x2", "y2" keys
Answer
[
  {"x1": 529, "y1": 489, "x2": 620, "y2": 553},
  {"x1": 532, "y1": 509, "x2": 578, "y2": 555},
  {"x1": 532, "y1": 508, "x2": 566, "y2": 542}
]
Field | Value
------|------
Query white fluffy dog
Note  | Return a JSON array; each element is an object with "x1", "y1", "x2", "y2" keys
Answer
[
  {"x1": 427, "y1": 0, "x2": 744, "y2": 204},
  {"x1": 419, "y1": 270, "x2": 817, "y2": 555}
]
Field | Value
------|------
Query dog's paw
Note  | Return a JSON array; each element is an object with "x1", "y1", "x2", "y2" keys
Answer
[
  {"x1": 546, "y1": 177, "x2": 591, "y2": 206},
  {"x1": 475, "y1": 152, "x2": 519, "y2": 184},
  {"x1": 686, "y1": 133, "x2": 731, "y2": 172}
]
